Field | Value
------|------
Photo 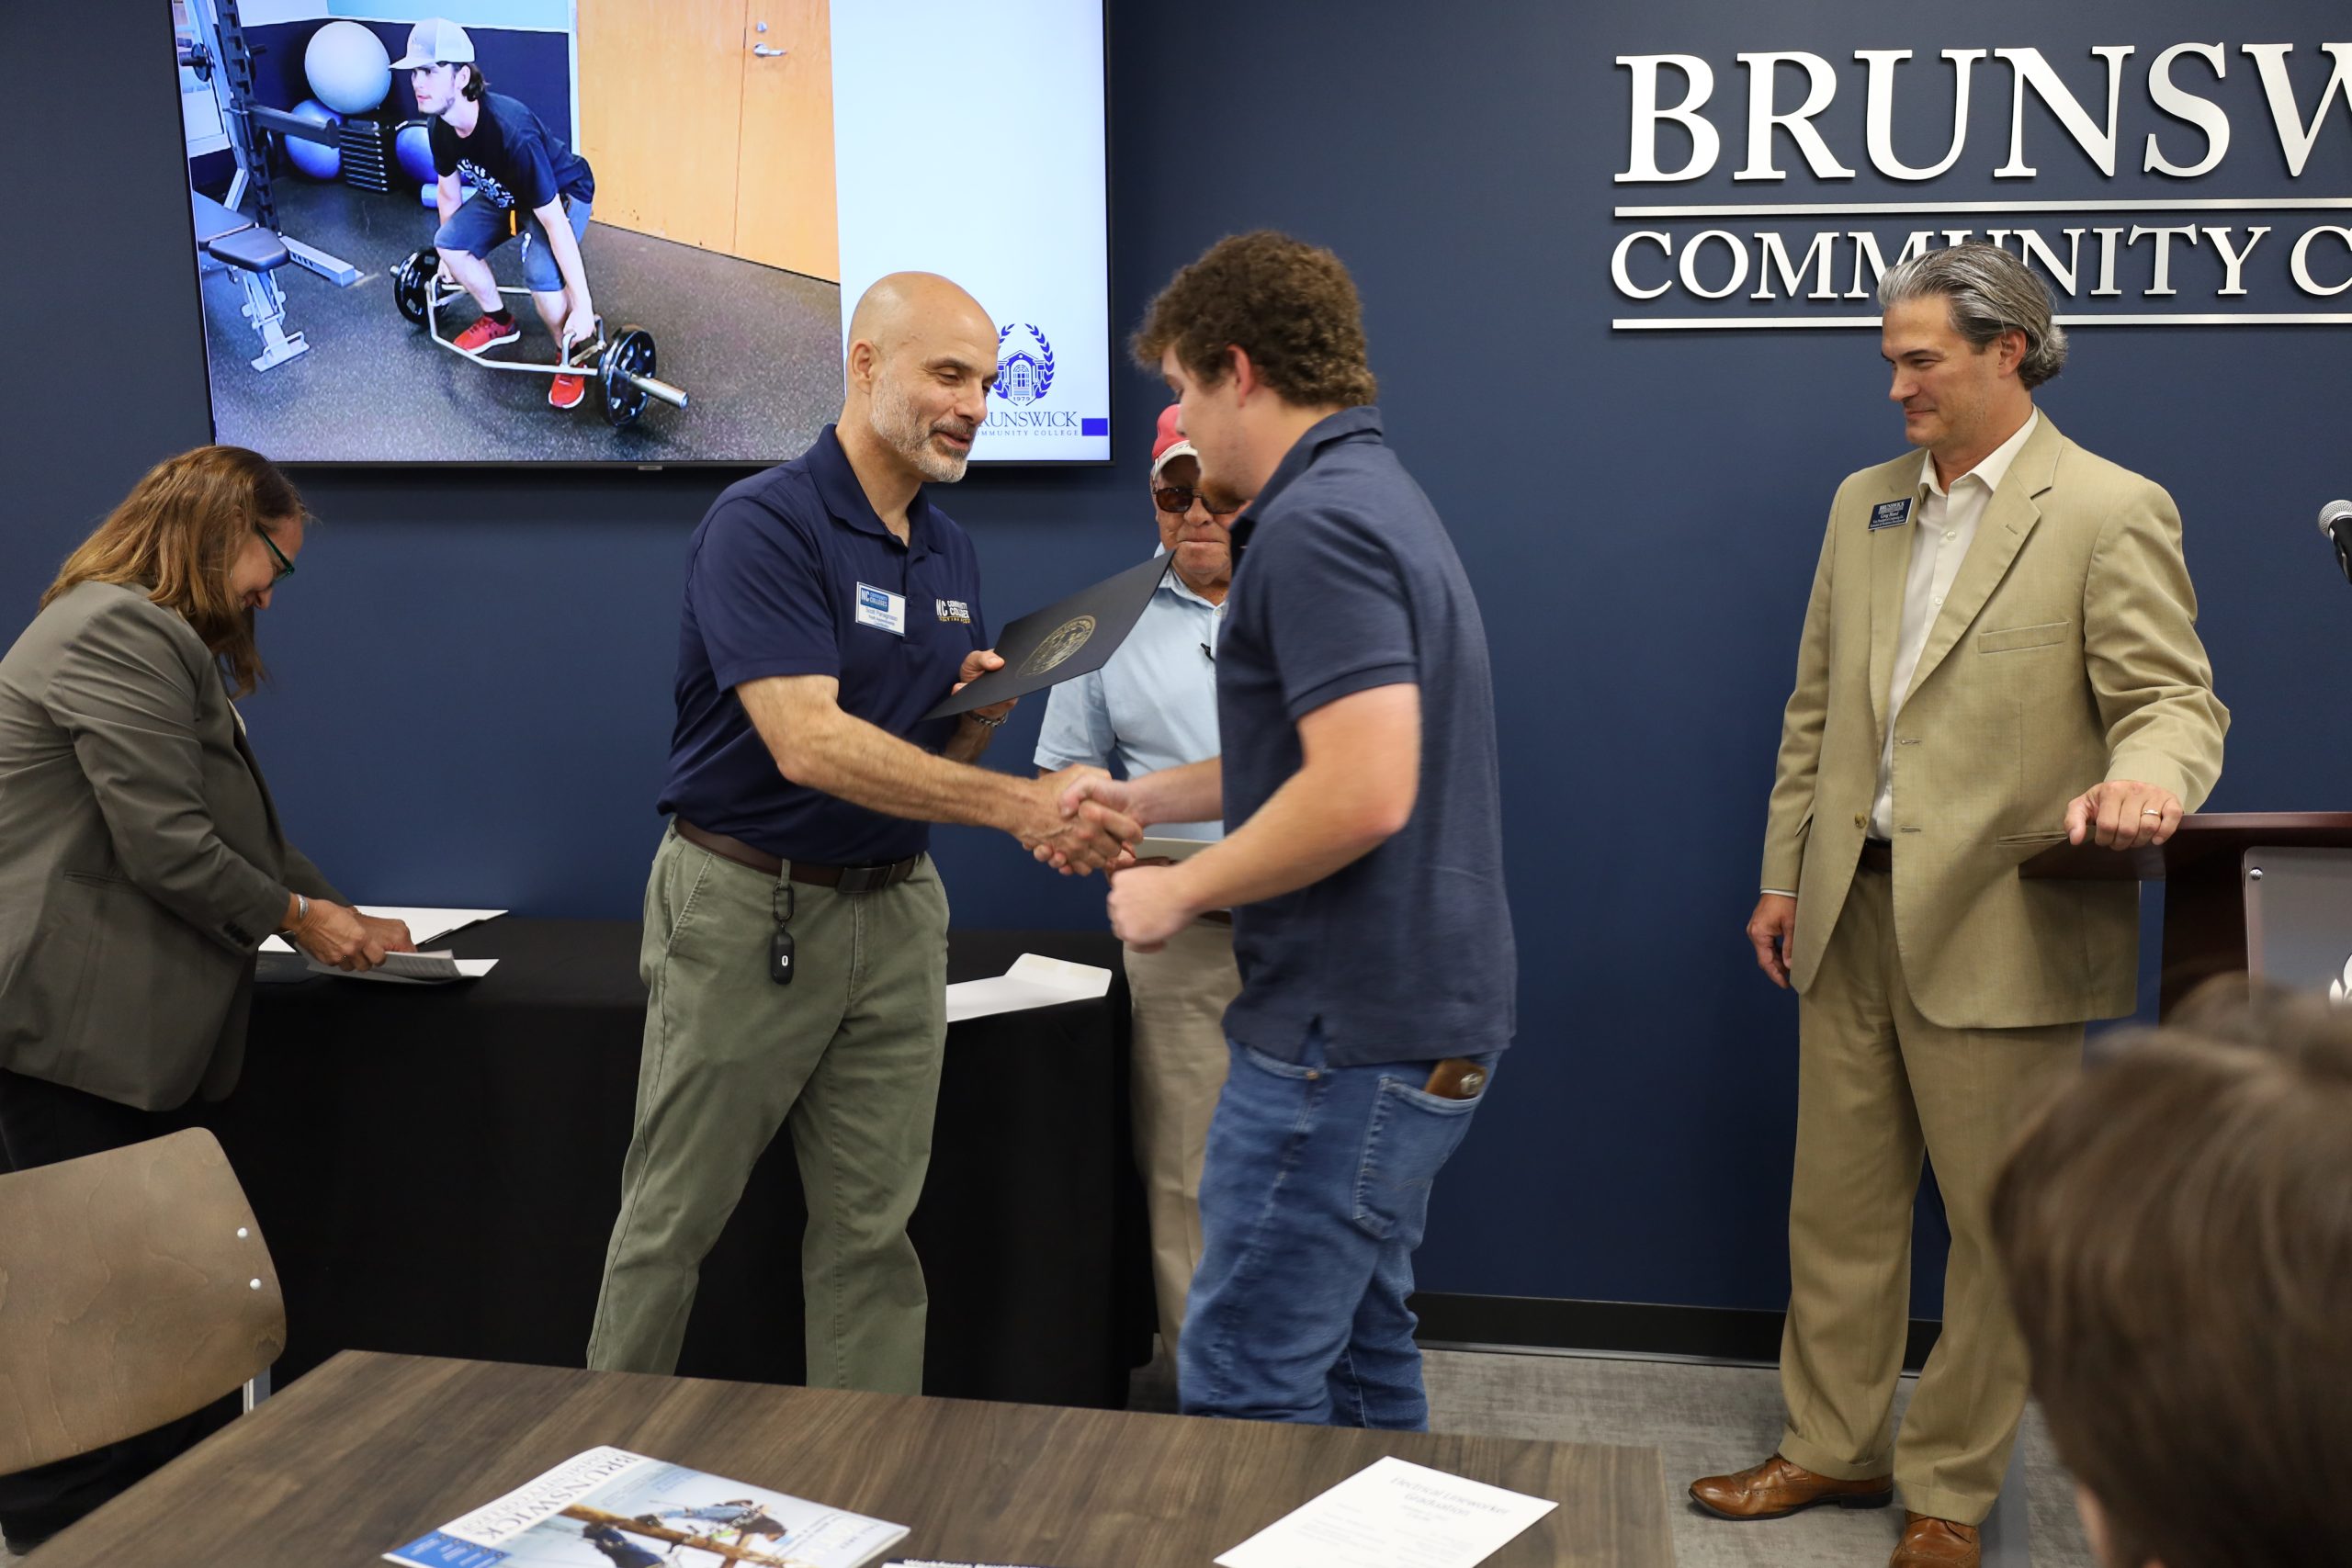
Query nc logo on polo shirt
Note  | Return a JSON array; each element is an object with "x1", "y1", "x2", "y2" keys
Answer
[
  {"x1": 936, "y1": 597, "x2": 973, "y2": 625},
  {"x1": 1869, "y1": 498, "x2": 1913, "y2": 531}
]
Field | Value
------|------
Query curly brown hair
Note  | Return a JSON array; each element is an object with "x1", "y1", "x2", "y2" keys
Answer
[{"x1": 1132, "y1": 231, "x2": 1377, "y2": 408}]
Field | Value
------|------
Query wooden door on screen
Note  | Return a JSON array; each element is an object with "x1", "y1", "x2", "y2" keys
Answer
[
  {"x1": 576, "y1": 0, "x2": 838, "y2": 283},
  {"x1": 577, "y1": 0, "x2": 745, "y2": 253},
  {"x1": 733, "y1": 0, "x2": 839, "y2": 283}
]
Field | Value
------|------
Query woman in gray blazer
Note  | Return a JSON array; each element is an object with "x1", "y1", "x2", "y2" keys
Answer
[{"x1": 0, "y1": 445, "x2": 413, "y2": 1547}]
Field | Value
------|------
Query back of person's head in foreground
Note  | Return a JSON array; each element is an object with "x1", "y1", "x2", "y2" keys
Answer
[{"x1": 1990, "y1": 986, "x2": 2352, "y2": 1568}]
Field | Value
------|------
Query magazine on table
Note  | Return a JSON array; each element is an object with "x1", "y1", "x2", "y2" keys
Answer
[{"x1": 385, "y1": 1446, "x2": 907, "y2": 1568}]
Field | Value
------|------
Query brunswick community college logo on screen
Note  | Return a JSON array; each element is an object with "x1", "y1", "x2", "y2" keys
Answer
[
  {"x1": 996, "y1": 322, "x2": 1056, "y2": 404},
  {"x1": 987, "y1": 321, "x2": 1105, "y2": 440}
]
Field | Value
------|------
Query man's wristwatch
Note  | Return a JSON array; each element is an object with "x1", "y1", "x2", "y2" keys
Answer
[
  {"x1": 966, "y1": 710, "x2": 1008, "y2": 729},
  {"x1": 283, "y1": 892, "x2": 311, "y2": 932}
]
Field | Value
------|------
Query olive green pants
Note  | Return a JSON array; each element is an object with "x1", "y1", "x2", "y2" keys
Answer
[{"x1": 587, "y1": 824, "x2": 949, "y2": 1393}]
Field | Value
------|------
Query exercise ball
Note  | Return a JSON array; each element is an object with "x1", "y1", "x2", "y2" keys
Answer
[
  {"x1": 395, "y1": 121, "x2": 436, "y2": 184},
  {"x1": 304, "y1": 19, "x2": 391, "y2": 116},
  {"x1": 283, "y1": 99, "x2": 343, "y2": 179}
]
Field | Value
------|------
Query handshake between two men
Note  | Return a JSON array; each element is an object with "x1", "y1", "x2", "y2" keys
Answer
[
  {"x1": 937, "y1": 647, "x2": 1141, "y2": 876},
  {"x1": 1022, "y1": 763, "x2": 1144, "y2": 872}
]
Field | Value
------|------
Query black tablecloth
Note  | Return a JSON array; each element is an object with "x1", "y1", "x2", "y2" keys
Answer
[{"x1": 210, "y1": 920, "x2": 1154, "y2": 1407}]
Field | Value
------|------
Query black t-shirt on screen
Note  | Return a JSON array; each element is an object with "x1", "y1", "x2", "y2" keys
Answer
[{"x1": 429, "y1": 91, "x2": 594, "y2": 211}]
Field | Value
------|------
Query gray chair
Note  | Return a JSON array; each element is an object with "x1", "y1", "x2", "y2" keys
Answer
[{"x1": 0, "y1": 1128, "x2": 284, "y2": 1475}]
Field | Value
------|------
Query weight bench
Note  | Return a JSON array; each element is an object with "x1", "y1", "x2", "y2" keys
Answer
[{"x1": 192, "y1": 189, "x2": 307, "y2": 369}]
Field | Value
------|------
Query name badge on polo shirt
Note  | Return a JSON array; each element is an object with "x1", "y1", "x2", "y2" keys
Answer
[
  {"x1": 854, "y1": 582, "x2": 907, "y2": 637},
  {"x1": 1869, "y1": 498, "x2": 1914, "y2": 531}
]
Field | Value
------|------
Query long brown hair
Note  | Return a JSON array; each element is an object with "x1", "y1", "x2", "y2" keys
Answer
[{"x1": 41, "y1": 446, "x2": 307, "y2": 696}]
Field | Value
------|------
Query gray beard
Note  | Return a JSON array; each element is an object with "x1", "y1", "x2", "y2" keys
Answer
[{"x1": 871, "y1": 379, "x2": 970, "y2": 483}]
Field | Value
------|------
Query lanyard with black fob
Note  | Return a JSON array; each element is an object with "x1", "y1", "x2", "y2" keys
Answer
[{"x1": 771, "y1": 879, "x2": 795, "y2": 985}]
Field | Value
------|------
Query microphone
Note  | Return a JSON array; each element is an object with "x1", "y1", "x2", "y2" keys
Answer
[{"x1": 2321, "y1": 501, "x2": 2352, "y2": 586}]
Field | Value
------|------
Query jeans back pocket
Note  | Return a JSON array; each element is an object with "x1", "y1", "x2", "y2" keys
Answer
[{"x1": 1351, "y1": 1072, "x2": 1487, "y2": 1244}]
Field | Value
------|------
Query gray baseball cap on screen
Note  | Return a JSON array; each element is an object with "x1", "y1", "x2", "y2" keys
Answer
[{"x1": 392, "y1": 17, "x2": 475, "y2": 69}]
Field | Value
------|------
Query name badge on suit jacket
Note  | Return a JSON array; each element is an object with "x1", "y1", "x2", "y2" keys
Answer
[{"x1": 1869, "y1": 498, "x2": 1913, "y2": 531}]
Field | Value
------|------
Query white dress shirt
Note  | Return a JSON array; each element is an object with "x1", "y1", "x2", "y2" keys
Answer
[{"x1": 1867, "y1": 410, "x2": 2040, "y2": 840}]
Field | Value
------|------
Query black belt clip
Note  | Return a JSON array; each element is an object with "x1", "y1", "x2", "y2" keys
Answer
[{"x1": 770, "y1": 879, "x2": 795, "y2": 985}]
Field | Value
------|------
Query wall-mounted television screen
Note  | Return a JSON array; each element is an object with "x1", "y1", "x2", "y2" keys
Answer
[{"x1": 172, "y1": 0, "x2": 1109, "y2": 465}]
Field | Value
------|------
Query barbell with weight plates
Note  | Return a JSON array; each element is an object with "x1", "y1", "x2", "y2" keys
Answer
[
  {"x1": 391, "y1": 246, "x2": 433, "y2": 326},
  {"x1": 597, "y1": 325, "x2": 688, "y2": 427}
]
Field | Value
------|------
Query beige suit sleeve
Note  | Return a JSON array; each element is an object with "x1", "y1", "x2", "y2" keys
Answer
[
  {"x1": 1760, "y1": 497, "x2": 1840, "y2": 892},
  {"x1": 2082, "y1": 479, "x2": 2228, "y2": 810}
]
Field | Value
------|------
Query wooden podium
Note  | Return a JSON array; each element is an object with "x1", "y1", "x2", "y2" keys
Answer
[{"x1": 2021, "y1": 812, "x2": 2352, "y2": 1017}]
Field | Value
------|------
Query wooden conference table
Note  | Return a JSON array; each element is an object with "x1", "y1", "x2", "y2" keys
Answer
[{"x1": 40, "y1": 1352, "x2": 1675, "y2": 1568}]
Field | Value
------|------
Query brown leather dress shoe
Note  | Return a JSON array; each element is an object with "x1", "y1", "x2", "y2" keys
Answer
[
  {"x1": 1891, "y1": 1512, "x2": 1981, "y2": 1567},
  {"x1": 1688, "y1": 1454, "x2": 1894, "y2": 1519}
]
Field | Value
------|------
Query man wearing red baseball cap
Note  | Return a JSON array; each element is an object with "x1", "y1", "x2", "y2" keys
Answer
[{"x1": 1035, "y1": 403, "x2": 1248, "y2": 1359}]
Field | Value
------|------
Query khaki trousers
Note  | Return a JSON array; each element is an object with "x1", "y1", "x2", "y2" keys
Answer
[
  {"x1": 1778, "y1": 861, "x2": 2080, "y2": 1525},
  {"x1": 1121, "y1": 919, "x2": 1239, "y2": 1353},
  {"x1": 587, "y1": 824, "x2": 950, "y2": 1393}
]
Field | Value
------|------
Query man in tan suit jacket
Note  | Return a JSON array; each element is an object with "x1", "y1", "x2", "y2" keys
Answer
[{"x1": 1690, "y1": 244, "x2": 2227, "y2": 1568}]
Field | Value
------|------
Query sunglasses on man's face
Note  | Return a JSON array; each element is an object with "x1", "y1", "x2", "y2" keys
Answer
[{"x1": 1153, "y1": 484, "x2": 1240, "y2": 519}]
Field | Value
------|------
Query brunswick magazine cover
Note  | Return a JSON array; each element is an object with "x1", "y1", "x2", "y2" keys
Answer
[{"x1": 386, "y1": 1446, "x2": 908, "y2": 1568}]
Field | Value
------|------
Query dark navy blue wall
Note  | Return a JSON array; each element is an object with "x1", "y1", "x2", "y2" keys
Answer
[{"x1": 8, "y1": 0, "x2": 2348, "y2": 1317}]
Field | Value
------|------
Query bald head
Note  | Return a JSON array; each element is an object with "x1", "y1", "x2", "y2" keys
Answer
[
  {"x1": 846, "y1": 272, "x2": 995, "y2": 367},
  {"x1": 842, "y1": 272, "x2": 999, "y2": 484}
]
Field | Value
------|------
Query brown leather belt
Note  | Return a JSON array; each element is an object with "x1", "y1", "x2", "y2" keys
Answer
[
  {"x1": 1858, "y1": 838, "x2": 1894, "y2": 874},
  {"x1": 674, "y1": 819, "x2": 922, "y2": 893}
]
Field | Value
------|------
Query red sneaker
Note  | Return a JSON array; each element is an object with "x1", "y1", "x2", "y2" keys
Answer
[
  {"x1": 454, "y1": 313, "x2": 520, "y2": 353},
  {"x1": 548, "y1": 373, "x2": 586, "y2": 410}
]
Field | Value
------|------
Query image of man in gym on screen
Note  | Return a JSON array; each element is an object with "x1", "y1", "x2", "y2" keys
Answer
[{"x1": 398, "y1": 17, "x2": 601, "y2": 411}]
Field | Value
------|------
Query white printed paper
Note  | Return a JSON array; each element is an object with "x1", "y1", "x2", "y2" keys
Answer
[
  {"x1": 263, "y1": 907, "x2": 506, "y2": 953},
  {"x1": 305, "y1": 951, "x2": 497, "y2": 986},
  {"x1": 1215, "y1": 1456, "x2": 1556, "y2": 1568},
  {"x1": 944, "y1": 953, "x2": 1113, "y2": 1023}
]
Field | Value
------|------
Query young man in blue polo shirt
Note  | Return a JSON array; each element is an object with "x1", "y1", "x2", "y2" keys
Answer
[
  {"x1": 589, "y1": 272, "x2": 1137, "y2": 1394},
  {"x1": 1061, "y1": 232, "x2": 1514, "y2": 1428}
]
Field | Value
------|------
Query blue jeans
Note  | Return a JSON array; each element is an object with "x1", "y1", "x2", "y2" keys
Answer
[
  {"x1": 435, "y1": 192, "x2": 592, "y2": 294},
  {"x1": 1178, "y1": 1026, "x2": 1496, "y2": 1428}
]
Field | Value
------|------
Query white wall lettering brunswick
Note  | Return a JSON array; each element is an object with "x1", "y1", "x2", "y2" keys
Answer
[{"x1": 1610, "y1": 42, "x2": 2352, "y2": 328}]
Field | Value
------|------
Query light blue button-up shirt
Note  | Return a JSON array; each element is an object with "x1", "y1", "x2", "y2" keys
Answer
[{"x1": 1034, "y1": 558, "x2": 1225, "y2": 840}]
